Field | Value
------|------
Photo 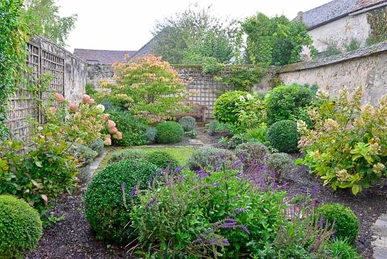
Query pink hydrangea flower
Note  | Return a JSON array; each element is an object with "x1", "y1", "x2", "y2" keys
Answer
[
  {"x1": 55, "y1": 93, "x2": 65, "y2": 102},
  {"x1": 69, "y1": 103, "x2": 79, "y2": 112},
  {"x1": 82, "y1": 94, "x2": 91, "y2": 103}
]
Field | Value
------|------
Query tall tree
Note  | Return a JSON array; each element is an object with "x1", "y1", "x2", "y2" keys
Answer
[
  {"x1": 22, "y1": 0, "x2": 77, "y2": 46},
  {"x1": 151, "y1": 3, "x2": 237, "y2": 64},
  {"x1": 240, "y1": 13, "x2": 315, "y2": 65}
]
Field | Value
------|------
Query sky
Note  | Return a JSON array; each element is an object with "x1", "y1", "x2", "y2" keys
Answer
[{"x1": 57, "y1": 0, "x2": 332, "y2": 53}]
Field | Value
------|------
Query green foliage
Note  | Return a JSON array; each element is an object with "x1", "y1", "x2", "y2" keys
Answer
[
  {"x1": 156, "y1": 121, "x2": 184, "y2": 144},
  {"x1": 366, "y1": 7, "x2": 387, "y2": 46},
  {"x1": 0, "y1": 195, "x2": 42, "y2": 259},
  {"x1": 325, "y1": 238, "x2": 362, "y2": 259},
  {"x1": 345, "y1": 38, "x2": 361, "y2": 52},
  {"x1": 89, "y1": 138, "x2": 105, "y2": 157},
  {"x1": 235, "y1": 142, "x2": 269, "y2": 169},
  {"x1": 101, "y1": 55, "x2": 189, "y2": 123},
  {"x1": 240, "y1": 13, "x2": 315, "y2": 65},
  {"x1": 145, "y1": 127, "x2": 157, "y2": 144},
  {"x1": 244, "y1": 124, "x2": 268, "y2": 144},
  {"x1": 214, "y1": 91, "x2": 266, "y2": 133},
  {"x1": 151, "y1": 3, "x2": 237, "y2": 64},
  {"x1": 220, "y1": 65, "x2": 264, "y2": 92},
  {"x1": 21, "y1": 0, "x2": 77, "y2": 46},
  {"x1": 317, "y1": 203, "x2": 359, "y2": 244},
  {"x1": 265, "y1": 153, "x2": 293, "y2": 180},
  {"x1": 265, "y1": 84, "x2": 315, "y2": 125},
  {"x1": 85, "y1": 83, "x2": 98, "y2": 96},
  {"x1": 107, "y1": 149, "x2": 147, "y2": 165},
  {"x1": 145, "y1": 151, "x2": 180, "y2": 171},
  {"x1": 187, "y1": 147, "x2": 237, "y2": 171},
  {"x1": 267, "y1": 120, "x2": 299, "y2": 153},
  {"x1": 202, "y1": 57, "x2": 225, "y2": 74},
  {"x1": 323, "y1": 41, "x2": 342, "y2": 57},
  {"x1": 0, "y1": 0, "x2": 28, "y2": 138},
  {"x1": 207, "y1": 120, "x2": 231, "y2": 136},
  {"x1": 84, "y1": 159, "x2": 159, "y2": 244},
  {"x1": 178, "y1": 116, "x2": 197, "y2": 131},
  {"x1": 107, "y1": 110, "x2": 148, "y2": 146},
  {"x1": 69, "y1": 143, "x2": 97, "y2": 168},
  {"x1": 297, "y1": 87, "x2": 387, "y2": 195}
]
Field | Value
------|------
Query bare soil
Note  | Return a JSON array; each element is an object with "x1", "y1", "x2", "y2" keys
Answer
[{"x1": 25, "y1": 127, "x2": 387, "y2": 259}]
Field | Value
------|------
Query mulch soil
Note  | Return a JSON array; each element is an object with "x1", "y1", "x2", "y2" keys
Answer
[{"x1": 25, "y1": 127, "x2": 387, "y2": 259}]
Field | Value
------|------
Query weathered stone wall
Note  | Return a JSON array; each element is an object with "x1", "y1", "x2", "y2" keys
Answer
[
  {"x1": 308, "y1": 12, "x2": 370, "y2": 52},
  {"x1": 277, "y1": 41, "x2": 387, "y2": 105},
  {"x1": 86, "y1": 64, "x2": 115, "y2": 91}
]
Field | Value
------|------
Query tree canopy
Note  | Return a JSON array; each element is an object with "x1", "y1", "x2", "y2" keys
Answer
[
  {"x1": 21, "y1": 0, "x2": 77, "y2": 46},
  {"x1": 240, "y1": 13, "x2": 315, "y2": 65},
  {"x1": 151, "y1": 3, "x2": 238, "y2": 64}
]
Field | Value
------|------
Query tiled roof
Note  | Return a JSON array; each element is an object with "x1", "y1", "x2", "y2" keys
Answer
[
  {"x1": 73, "y1": 49, "x2": 137, "y2": 64},
  {"x1": 353, "y1": 0, "x2": 387, "y2": 11},
  {"x1": 301, "y1": 0, "x2": 358, "y2": 29}
]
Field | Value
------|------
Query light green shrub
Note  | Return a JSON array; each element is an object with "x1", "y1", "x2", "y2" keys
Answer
[
  {"x1": 179, "y1": 116, "x2": 197, "y2": 132},
  {"x1": 0, "y1": 195, "x2": 43, "y2": 259},
  {"x1": 107, "y1": 149, "x2": 146, "y2": 165},
  {"x1": 264, "y1": 152, "x2": 293, "y2": 179},
  {"x1": 156, "y1": 121, "x2": 184, "y2": 144},
  {"x1": 235, "y1": 142, "x2": 269, "y2": 169},
  {"x1": 145, "y1": 151, "x2": 180, "y2": 171},
  {"x1": 187, "y1": 147, "x2": 237, "y2": 171}
]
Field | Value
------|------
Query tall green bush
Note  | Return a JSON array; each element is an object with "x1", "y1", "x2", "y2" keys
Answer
[
  {"x1": 267, "y1": 120, "x2": 299, "y2": 153},
  {"x1": 265, "y1": 84, "x2": 314, "y2": 125},
  {"x1": 156, "y1": 121, "x2": 184, "y2": 144}
]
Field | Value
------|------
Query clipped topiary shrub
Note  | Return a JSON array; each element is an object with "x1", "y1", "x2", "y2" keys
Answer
[
  {"x1": 235, "y1": 142, "x2": 269, "y2": 169},
  {"x1": 0, "y1": 195, "x2": 43, "y2": 259},
  {"x1": 107, "y1": 149, "x2": 147, "y2": 165},
  {"x1": 187, "y1": 147, "x2": 237, "y2": 171},
  {"x1": 265, "y1": 84, "x2": 314, "y2": 125},
  {"x1": 266, "y1": 120, "x2": 299, "y2": 153},
  {"x1": 317, "y1": 203, "x2": 359, "y2": 244},
  {"x1": 156, "y1": 121, "x2": 184, "y2": 144},
  {"x1": 145, "y1": 151, "x2": 180, "y2": 171},
  {"x1": 84, "y1": 159, "x2": 159, "y2": 244},
  {"x1": 264, "y1": 152, "x2": 293, "y2": 180},
  {"x1": 178, "y1": 116, "x2": 197, "y2": 132}
]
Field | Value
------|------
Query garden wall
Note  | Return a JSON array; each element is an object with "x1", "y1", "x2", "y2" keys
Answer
[
  {"x1": 7, "y1": 36, "x2": 86, "y2": 141},
  {"x1": 277, "y1": 41, "x2": 387, "y2": 106}
]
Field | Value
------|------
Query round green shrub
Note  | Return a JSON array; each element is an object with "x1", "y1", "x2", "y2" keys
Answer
[
  {"x1": 264, "y1": 152, "x2": 293, "y2": 180},
  {"x1": 179, "y1": 116, "x2": 197, "y2": 132},
  {"x1": 145, "y1": 151, "x2": 180, "y2": 171},
  {"x1": 235, "y1": 142, "x2": 269, "y2": 169},
  {"x1": 213, "y1": 90, "x2": 249, "y2": 126},
  {"x1": 317, "y1": 203, "x2": 359, "y2": 244},
  {"x1": 107, "y1": 149, "x2": 147, "y2": 165},
  {"x1": 265, "y1": 84, "x2": 314, "y2": 125},
  {"x1": 187, "y1": 147, "x2": 237, "y2": 171},
  {"x1": 84, "y1": 159, "x2": 159, "y2": 244},
  {"x1": 0, "y1": 195, "x2": 43, "y2": 259},
  {"x1": 266, "y1": 120, "x2": 299, "y2": 153},
  {"x1": 156, "y1": 121, "x2": 184, "y2": 144}
]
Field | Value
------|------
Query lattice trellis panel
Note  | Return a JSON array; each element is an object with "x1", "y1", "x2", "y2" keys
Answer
[{"x1": 177, "y1": 67, "x2": 231, "y2": 119}]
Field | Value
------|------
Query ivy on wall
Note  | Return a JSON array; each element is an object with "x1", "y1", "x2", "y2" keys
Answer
[{"x1": 366, "y1": 6, "x2": 387, "y2": 46}]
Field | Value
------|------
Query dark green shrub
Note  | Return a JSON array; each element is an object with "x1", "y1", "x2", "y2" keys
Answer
[
  {"x1": 317, "y1": 203, "x2": 359, "y2": 244},
  {"x1": 266, "y1": 120, "x2": 299, "y2": 153},
  {"x1": 325, "y1": 238, "x2": 362, "y2": 259},
  {"x1": 145, "y1": 151, "x2": 180, "y2": 171},
  {"x1": 0, "y1": 195, "x2": 43, "y2": 259},
  {"x1": 264, "y1": 152, "x2": 293, "y2": 180},
  {"x1": 244, "y1": 125, "x2": 268, "y2": 144},
  {"x1": 107, "y1": 149, "x2": 147, "y2": 165},
  {"x1": 207, "y1": 120, "x2": 231, "y2": 136},
  {"x1": 145, "y1": 127, "x2": 157, "y2": 144},
  {"x1": 108, "y1": 110, "x2": 148, "y2": 146},
  {"x1": 156, "y1": 121, "x2": 184, "y2": 144},
  {"x1": 265, "y1": 84, "x2": 314, "y2": 125},
  {"x1": 179, "y1": 116, "x2": 197, "y2": 132},
  {"x1": 84, "y1": 159, "x2": 159, "y2": 244},
  {"x1": 235, "y1": 142, "x2": 269, "y2": 169},
  {"x1": 187, "y1": 147, "x2": 237, "y2": 171},
  {"x1": 213, "y1": 90, "x2": 250, "y2": 126},
  {"x1": 89, "y1": 138, "x2": 105, "y2": 156}
]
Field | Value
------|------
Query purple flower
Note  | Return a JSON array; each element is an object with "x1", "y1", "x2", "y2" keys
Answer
[
  {"x1": 121, "y1": 182, "x2": 126, "y2": 191},
  {"x1": 213, "y1": 163, "x2": 222, "y2": 171},
  {"x1": 195, "y1": 169, "x2": 209, "y2": 180},
  {"x1": 239, "y1": 224, "x2": 250, "y2": 235},
  {"x1": 318, "y1": 216, "x2": 325, "y2": 229},
  {"x1": 129, "y1": 186, "x2": 136, "y2": 199},
  {"x1": 145, "y1": 198, "x2": 156, "y2": 210},
  {"x1": 231, "y1": 160, "x2": 242, "y2": 169},
  {"x1": 232, "y1": 208, "x2": 249, "y2": 215},
  {"x1": 174, "y1": 166, "x2": 184, "y2": 174}
]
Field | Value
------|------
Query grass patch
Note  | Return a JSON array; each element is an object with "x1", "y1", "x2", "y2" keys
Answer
[{"x1": 97, "y1": 146, "x2": 195, "y2": 172}]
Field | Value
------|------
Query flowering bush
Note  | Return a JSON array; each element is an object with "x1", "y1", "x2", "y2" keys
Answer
[
  {"x1": 297, "y1": 87, "x2": 387, "y2": 195},
  {"x1": 100, "y1": 55, "x2": 189, "y2": 123},
  {"x1": 214, "y1": 91, "x2": 266, "y2": 133}
]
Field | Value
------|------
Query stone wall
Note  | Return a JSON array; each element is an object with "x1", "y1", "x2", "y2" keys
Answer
[
  {"x1": 86, "y1": 64, "x2": 115, "y2": 91},
  {"x1": 277, "y1": 41, "x2": 387, "y2": 106}
]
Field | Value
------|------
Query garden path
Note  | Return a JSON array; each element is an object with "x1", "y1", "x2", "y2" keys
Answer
[{"x1": 372, "y1": 215, "x2": 387, "y2": 259}]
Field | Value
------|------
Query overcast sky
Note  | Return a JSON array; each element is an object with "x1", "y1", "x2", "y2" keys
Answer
[{"x1": 57, "y1": 0, "x2": 331, "y2": 53}]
